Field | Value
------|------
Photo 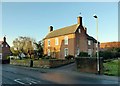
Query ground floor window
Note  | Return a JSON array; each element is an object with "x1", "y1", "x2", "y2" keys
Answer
[
  {"x1": 64, "y1": 48, "x2": 68, "y2": 57},
  {"x1": 0, "y1": 54, "x2": 2, "y2": 59},
  {"x1": 48, "y1": 49, "x2": 50, "y2": 56},
  {"x1": 88, "y1": 49, "x2": 92, "y2": 57},
  {"x1": 77, "y1": 48, "x2": 80, "y2": 55}
]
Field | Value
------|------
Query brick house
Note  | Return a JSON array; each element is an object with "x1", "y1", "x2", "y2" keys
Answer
[
  {"x1": 0, "y1": 37, "x2": 11, "y2": 62},
  {"x1": 100, "y1": 42, "x2": 120, "y2": 49},
  {"x1": 43, "y1": 16, "x2": 99, "y2": 59}
]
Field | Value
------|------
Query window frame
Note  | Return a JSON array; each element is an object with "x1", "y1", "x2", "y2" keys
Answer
[
  {"x1": 88, "y1": 40, "x2": 91, "y2": 45},
  {"x1": 55, "y1": 38, "x2": 59, "y2": 45},
  {"x1": 48, "y1": 39, "x2": 50, "y2": 46},
  {"x1": 64, "y1": 48, "x2": 69, "y2": 57},
  {"x1": 48, "y1": 49, "x2": 50, "y2": 56},
  {"x1": 64, "y1": 36, "x2": 68, "y2": 45}
]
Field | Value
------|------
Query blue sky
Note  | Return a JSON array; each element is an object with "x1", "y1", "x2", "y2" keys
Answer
[{"x1": 2, "y1": 2, "x2": 118, "y2": 46}]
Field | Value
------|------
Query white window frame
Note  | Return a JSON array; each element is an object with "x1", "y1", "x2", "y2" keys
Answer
[
  {"x1": 88, "y1": 49, "x2": 92, "y2": 56},
  {"x1": 0, "y1": 53, "x2": 2, "y2": 59},
  {"x1": 96, "y1": 43, "x2": 98, "y2": 48},
  {"x1": 64, "y1": 36, "x2": 68, "y2": 45},
  {"x1": 78, "y1": 29, "x2": 81, "y2": 33},
  {"x1": 77, "y1": 48, "x2": 80, "y2": 55},
  {"x1": 1, "y1": 44, "x2": 3, "y2": 47},
  {"x1": 64, "y1": 48, "x2": 68, "y2": 57},
  {"x1": 88, "y1": 40, "x2": 91, "y2": 45},
  {"x1": 55, "y1": 38, "x2": 59, "y2": 45},
  {"x1": 48, "y1": 39, "x2": 50, "y2": 46},
  {"x1": 6, "y1": 44, "x2": 8, "y2": 47},
  {"x1": 48, "y1": 49, "x2": 50, "y2": 56}
]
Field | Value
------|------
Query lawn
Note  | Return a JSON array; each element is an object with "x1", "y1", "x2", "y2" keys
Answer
[{"x1": 103, "y1": 59, "x2": 120, "y2": 76}]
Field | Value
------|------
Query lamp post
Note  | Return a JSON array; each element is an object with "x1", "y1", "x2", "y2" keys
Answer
[{"x1": 93, "y1": 15, "x2": 100, "y2": 74}]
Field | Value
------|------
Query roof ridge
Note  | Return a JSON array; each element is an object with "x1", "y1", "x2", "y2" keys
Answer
[
  {"x1": 50, "y1": 23, "x2": 78, "y2": 32},
  {"x1": 44, "y1": 24, "x2": 80, "y2": 39}
]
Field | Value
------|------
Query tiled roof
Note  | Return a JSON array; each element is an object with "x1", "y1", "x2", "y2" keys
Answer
[
  {"x1": 44, "y1": 24, "x2": 79, "y2": 39},
  {"x1": 87, "y1": 34, "x2": 97, "y2": 43}
]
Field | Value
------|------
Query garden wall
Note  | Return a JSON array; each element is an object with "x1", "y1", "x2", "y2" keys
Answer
[
  {"x1": 75, "y1": 57, "x2": 103, "y2": 74},
  {"x1": 10, "y1": 59, "x2": 74, "y2": 68},
  {"x1": 10, "y1": 59, "x2": 31, "y2": 67}
]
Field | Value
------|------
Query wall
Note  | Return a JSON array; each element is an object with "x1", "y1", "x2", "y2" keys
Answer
[
  {"x1": 44, "y1": 34, "x2": 75, "y2": 59},
  {"x1": 75, "y1": 57, "x2": 103, "y2": 74},
  {"x1": 10, "y1": 59, "x2": 74, "y2": 68}
]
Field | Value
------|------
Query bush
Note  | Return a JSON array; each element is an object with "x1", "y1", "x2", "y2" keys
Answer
[
  {"x1": 99, "y1": 51, "x2": 119, "y2": 60},
  {"x1": 78, "y1": 52, "x2": 89, "y2": 57},
  {"x1": 42, "y1": 55, "x2": 52, "y2": 59},
  {"x1": 65, "y1": 55, "x2": 74, "y2": 60}
]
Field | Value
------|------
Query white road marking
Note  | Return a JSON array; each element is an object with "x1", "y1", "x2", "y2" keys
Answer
[
  {"x1": 30, "y1": 81, "x2": 38, "y2": 84},
  {"x1": 14, "y1": 79, "x2": 25, "y2": 85},
  {"x1": 14, "y1": 78, "x2": 41, "y2": 85}
]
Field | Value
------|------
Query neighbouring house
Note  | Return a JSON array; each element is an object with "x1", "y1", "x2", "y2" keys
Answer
[
  {"x1": 100, "y1": 42, "x2": 120, "y2": 50},
  {"x1": 0, "y1": 37, "x2": 11, "y2": 63},
  {"x1": 43, "y1": 16, "x2": 99, "y2": 59}
]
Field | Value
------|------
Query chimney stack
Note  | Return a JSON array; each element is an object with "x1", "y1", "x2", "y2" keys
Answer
[
  {"x1": 77, "y1": 16, "x2": 82, "y2": 26},
  {"x1": 3, "y1": 36, "x2": 6, "y2": 42},
  {"x1": 49, "y1": 26, "x2": 53, "y2": 32}
]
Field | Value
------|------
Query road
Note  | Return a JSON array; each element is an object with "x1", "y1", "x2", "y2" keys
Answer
[{"x1": 1, "y1": 63, "x2": 119, "y2": 86}]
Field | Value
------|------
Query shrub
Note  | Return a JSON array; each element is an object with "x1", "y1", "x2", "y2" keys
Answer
[
  {"x1": 99, "y1": 51, "x2": 119, "y2": 60},
  {"x1": 78, "y1": 52, "x2": 89, "y2": 57},
  {"x1": 42, "y1": 55, "x2": 52, "y2": 59},
  {"x1": 65, "y1": 55, "x2": 74, "y2": 60}
]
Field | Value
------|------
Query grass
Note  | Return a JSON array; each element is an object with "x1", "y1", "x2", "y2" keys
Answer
[{"x1": 103, "y1": 59, "x2": 120, "y2": 76}]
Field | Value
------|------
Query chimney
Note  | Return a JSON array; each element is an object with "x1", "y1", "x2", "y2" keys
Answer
[
  {"x1": 49, "y1": 26, "x2": 53, "y2": 32},
  {"x1": 77, "y1": 16, "x2": 82, "y2": 26},
  {"x1": 3, "y1": 36, "x2": 6, "y2": 42}
]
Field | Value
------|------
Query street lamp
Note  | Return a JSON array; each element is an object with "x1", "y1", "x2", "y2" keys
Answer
[{"x1": 93, "y1": 14, "x2": 100, "y2": 74}]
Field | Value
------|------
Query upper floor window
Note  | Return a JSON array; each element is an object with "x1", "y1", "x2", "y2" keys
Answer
[
  {"x1": 88, "y1": 40, "x2": 91, "y2": 45},
  {"x1": 48, "y1": 39, "x2": 50, "y2": 46},
  {"x1": 64, "y1": 36, "x2": 68, "y2": 45},
  {"x1": 6, "y1": 45, "x2": 8, "y2": 47},
  {"x1": 55, "y1": 38, "x2": 59, "y2": 45}
]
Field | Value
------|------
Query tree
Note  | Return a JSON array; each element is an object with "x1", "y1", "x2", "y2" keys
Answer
[
  {"x1": 11, "y1": 36, "x2": 36, "y2": 59},
  {"x1": 34, "y1": 40, "x2": 43, "y2": 59}
]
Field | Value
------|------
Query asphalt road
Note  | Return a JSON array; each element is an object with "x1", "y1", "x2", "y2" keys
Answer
[{"x1": 1, "y1": 63, "x2": 119, "y2": 86}]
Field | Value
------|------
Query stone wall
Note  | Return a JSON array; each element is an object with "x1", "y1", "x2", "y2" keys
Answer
[{"x1": 75, "y1": 57, "x2": 103, "y2": 74}]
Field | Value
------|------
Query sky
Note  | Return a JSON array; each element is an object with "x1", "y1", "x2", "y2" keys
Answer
[{"x1": 1, "y1": 2, "x2": 118, "y2": 46}]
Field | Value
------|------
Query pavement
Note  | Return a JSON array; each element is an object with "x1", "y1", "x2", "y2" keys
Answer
[{"x1": 1, "y1": 63, "x2": 120, "y2": 85}]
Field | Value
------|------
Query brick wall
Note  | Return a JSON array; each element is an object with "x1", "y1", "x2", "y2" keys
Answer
[{"x1": 75, "y1": 57, "x2": 103, "y2": 74}]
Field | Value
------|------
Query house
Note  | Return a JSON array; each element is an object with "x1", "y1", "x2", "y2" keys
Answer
[
  {"x1": 100, "y1": 42, "x2": 120, "y2": 49},
  {"x1": 0, "y1": 37, "x2": 11, "y2": 63},
  {"x1": 43, "y1": 16, "x2": 99, "y2": 59}
]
